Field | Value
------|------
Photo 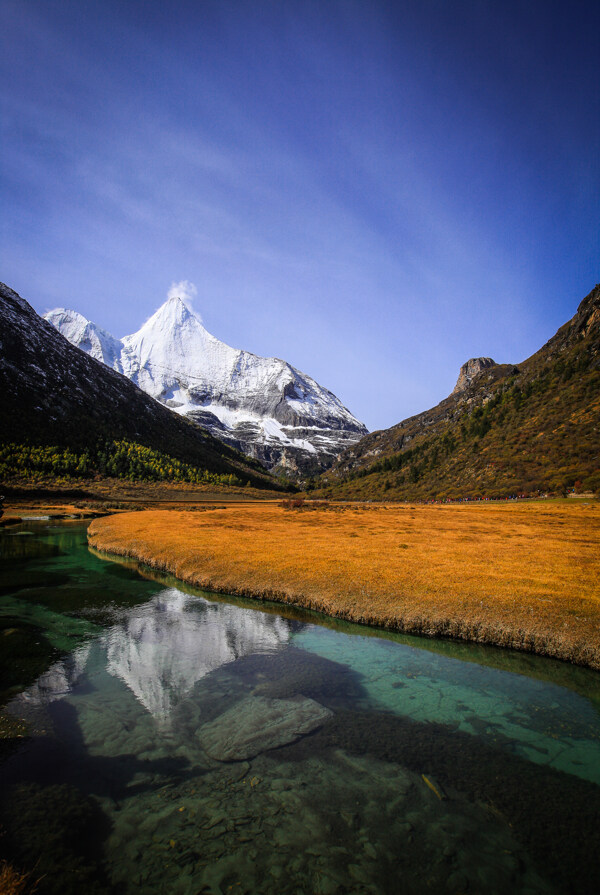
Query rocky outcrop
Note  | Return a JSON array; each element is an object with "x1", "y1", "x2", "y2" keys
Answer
[{"x1": 452, "y1": 357, "x2": 498, "y2": 394}]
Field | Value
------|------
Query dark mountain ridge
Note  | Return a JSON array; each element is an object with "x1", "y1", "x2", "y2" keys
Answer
[
  {"x1": 316, "y1": 284, "x2": 600, "y2": 499},
  {"x1": 0, "y1": 283, "x2": 278, "y2": 489}
]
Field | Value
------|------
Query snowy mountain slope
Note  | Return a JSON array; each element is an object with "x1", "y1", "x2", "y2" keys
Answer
[
  {"x1": 44, "y1": 308, "x2": 127, "y2": 372},
  {"x1": 46, "y1": 295, "x2": 368, "y2": 474},
  {"x1": 0, "y1": 282, "x2": 274, "y2": 487}
]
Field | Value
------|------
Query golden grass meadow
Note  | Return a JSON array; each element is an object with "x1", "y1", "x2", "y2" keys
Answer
[{"x1": 88, "y1": 500, "x2": 600, "y2": 669}]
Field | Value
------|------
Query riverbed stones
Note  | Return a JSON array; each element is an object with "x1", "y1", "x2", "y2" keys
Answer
[
  {"x1": 197, "y1": 695, "x2": 333, "y2": 761},
  {"x1": 99, "y1": 747, "x2": 556, "y2": 895}
]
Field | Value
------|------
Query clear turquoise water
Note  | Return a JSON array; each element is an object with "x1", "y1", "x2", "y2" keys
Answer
[{"x1": 1, "y1": 521, "x2": 599, "y2": 894}]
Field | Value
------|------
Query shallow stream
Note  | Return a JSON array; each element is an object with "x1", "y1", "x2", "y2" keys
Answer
[{"x1": 1, "y1": 521, "x2": 599, "y2": 894}]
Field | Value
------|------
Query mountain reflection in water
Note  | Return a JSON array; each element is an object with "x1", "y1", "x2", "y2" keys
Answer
[
  {"x1": 2, "y1": 522, "x2": 600, "y2": 895},
  {"x1": 13, "y1": 588, "x2": 292, "y2": 724}
]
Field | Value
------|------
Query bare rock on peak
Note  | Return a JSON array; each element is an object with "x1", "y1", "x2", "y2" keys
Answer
[{"x1": 453, "y1": 357, "x2": 498, "y2": 394}]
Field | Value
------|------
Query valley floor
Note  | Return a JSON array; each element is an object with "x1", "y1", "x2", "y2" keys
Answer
[
  {"x1": 0, "y1": 477, "x2": 284, "y2": 523},
  {"x1": 88, "y1": 500, "x2": 600, "y2": 669}
]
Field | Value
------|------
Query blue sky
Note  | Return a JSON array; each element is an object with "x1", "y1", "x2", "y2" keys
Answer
[{"x1": 1, "y1": 0, "x2": 598, "y2": 431}]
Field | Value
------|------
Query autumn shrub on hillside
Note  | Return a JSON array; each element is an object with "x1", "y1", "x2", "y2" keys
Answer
[{"x1": 0, "y1": 441, "x2": 243, "y2": 488}]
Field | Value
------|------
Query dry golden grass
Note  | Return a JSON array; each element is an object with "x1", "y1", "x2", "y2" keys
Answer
[
  {"x1": 88, "y1": 501, "x2": 600, "y2": 668},
  {"x1": 0, "y1": 862, "x2": 37, "y2": 895}
]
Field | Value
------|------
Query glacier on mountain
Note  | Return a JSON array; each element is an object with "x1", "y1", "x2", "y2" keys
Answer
[{"x1": 45, "y1": 296, "x2": 367, "y2": 474}]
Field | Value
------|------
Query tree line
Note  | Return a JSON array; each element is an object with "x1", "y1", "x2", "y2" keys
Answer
[{"x1": 0, "y1": 439, "x2": 244, "y2": 487}]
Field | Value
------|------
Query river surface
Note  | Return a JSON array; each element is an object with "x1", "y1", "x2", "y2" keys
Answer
[{"x1": 1, "y1": 521, "x2": 599, "y2": 894}]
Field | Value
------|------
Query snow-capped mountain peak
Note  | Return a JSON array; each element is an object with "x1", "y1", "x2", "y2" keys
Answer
[
  {"x1": 124, "y1": 296, "x2": 222, "y2": 358},
  {"x1": 44, "y1": 307, "x2": 125, "y2": 372},
  {"x1": 140, "y1": 293, "x2": 196, "y2": 330},
  {"x1": 45, "y1": 296, "x2": 368, "y2": 476}
]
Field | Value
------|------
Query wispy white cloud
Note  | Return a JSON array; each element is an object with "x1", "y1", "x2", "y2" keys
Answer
[{"x1": 167, "y1": 279, "x2": 198, "y2": 314}]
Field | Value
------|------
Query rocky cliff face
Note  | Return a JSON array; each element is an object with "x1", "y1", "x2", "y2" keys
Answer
[
  {"x1": 46, "y1": 296, "x2": 367, "y2": 476},
  {"x1": 452, "y1": 357, "x2": 498, "y2": 394}
]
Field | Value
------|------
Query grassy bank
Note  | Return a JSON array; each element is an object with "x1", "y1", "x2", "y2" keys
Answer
[
  {"x1": 0, "y1": 477, "x2": 285, "y2": 516},
  {"x1": 88, "y1": 500, "x2": 600, "y2": 669}
]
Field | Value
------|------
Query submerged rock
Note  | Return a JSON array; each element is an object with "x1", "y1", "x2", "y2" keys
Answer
[{"x1": 198, "y1": 695, "x2": 333, "y2": 761}]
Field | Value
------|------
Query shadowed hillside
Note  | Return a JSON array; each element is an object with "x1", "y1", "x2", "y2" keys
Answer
[{"x1": 0, "y1": 283, "x2": 280, "y2": 490}]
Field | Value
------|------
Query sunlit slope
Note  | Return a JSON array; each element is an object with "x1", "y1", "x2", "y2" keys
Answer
[{"x1": 317, "y1": 284, "x2": 600, "y2": 499}]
